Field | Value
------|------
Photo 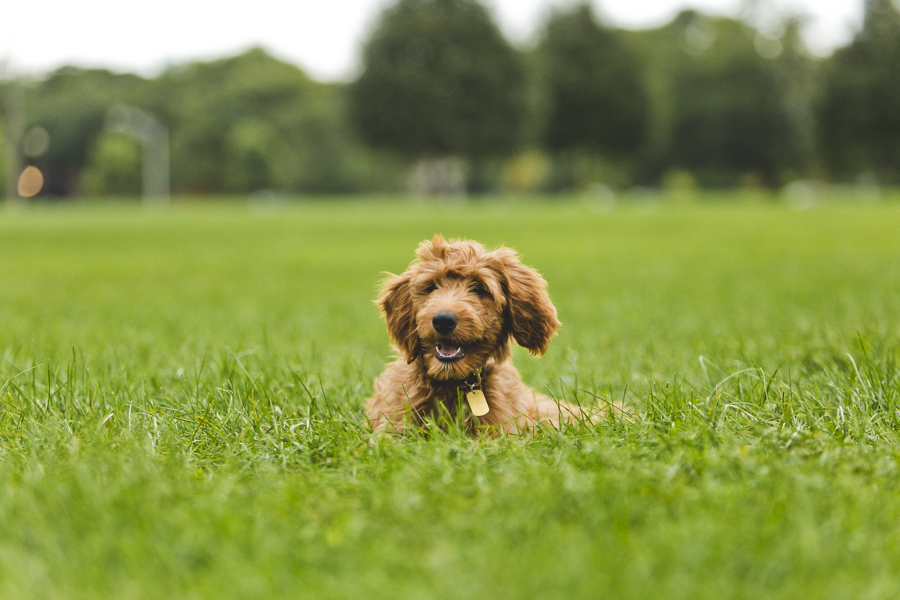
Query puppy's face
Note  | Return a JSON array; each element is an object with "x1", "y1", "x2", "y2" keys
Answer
[
  {"x1": 378, "y1": 236, "x2": 561, "y2": 382},
  {"x1": 410, "y1": 262, "x2": 506, "y2": 380}
]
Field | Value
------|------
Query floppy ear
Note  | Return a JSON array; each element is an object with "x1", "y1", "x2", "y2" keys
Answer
[
  {"x1": 377, "y1": 271, "x2": 420, "y2": 363},
  {"x1": 490, "y1": 248, "x2": 561, "y2": 356}
]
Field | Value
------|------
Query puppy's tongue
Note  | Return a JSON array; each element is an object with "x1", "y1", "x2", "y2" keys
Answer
[{"x1": 436, "y1": 343, "x2": 463, "y2": 359}]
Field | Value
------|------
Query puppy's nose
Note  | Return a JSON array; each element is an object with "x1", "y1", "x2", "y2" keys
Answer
[{"x1": 432, "y1": 312, "x2": 458, "y2": 334}]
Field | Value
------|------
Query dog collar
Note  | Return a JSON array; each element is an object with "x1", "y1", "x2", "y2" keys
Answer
[
  {"x1": 462, "y1": 368, "x2": 482, "y2": 390},
  {"x1": 459, "y1": 367, "x2": 489, "y2": 417}
]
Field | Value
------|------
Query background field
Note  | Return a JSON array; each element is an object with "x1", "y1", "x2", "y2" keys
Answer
[{"x1": 1, "y1": 196, "x2": 900, "y2": 598}]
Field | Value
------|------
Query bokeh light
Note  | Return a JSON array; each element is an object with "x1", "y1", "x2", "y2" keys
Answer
[
  {"x1": 18, "y1": 166, "x2": 45, "y2": 198},
  {"x1": 22, "y1": 126, "x2": 51, "y2": 158}
]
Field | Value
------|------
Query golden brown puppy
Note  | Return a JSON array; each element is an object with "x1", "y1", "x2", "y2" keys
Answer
[{"x1": 365, "y1": 235, "x2": 588, "y2": 435}]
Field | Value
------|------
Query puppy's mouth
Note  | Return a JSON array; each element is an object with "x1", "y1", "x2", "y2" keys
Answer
[{"x1": 435, "y1": 342, "x2": 465, "y2": 362}]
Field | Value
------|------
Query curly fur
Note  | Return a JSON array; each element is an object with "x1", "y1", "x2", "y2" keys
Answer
[{"x1": 365, "y1": 235, "x2": 588, "y2": 435}]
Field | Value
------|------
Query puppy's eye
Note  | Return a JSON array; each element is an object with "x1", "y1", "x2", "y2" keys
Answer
[
  {"x1": 471, "y1": 284, "x2": 491, "y2": 298},
  {"x1": 424, "y1": 283, "x2": 438, "y2": 294}
]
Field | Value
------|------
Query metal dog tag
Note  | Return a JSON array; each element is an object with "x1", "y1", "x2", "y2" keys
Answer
[{"x1": 466, "y1": 389, "x2": 489, "y2": 417}]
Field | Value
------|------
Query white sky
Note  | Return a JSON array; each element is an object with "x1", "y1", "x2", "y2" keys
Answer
[{"x1": 3, "y1": 0, "x2": 865, "y2": 82}]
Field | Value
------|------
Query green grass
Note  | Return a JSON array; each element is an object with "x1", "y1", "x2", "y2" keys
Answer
[{"x1": 2, "y1": 195, "x2": 900, "y2": 598}]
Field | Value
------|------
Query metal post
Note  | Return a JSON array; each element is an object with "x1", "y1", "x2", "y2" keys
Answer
[{"x1": 106, "y1": 104, "x2": 170, "y2": 204}]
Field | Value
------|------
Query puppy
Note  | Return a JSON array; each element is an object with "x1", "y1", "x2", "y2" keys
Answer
[{"x1": 365, "y1": 235, "x2": 588, "y2": 435}]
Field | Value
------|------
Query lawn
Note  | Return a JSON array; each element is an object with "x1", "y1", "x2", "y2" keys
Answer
[{"x1": 1, "y1": 195, "x2": 900, "y2": 598}]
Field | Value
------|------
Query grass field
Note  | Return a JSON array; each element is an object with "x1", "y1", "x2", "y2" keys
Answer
[{"x1": 1, "y1": 195, "x2": 900, "y2": 598}]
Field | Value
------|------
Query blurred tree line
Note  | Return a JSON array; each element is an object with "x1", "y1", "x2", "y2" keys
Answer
[
  {"x1": 3, "y1": 48, "x2": 406, "y2": 197},
  {"x1": 2, "y1": 0, "x2": 900, "y2": 198}
]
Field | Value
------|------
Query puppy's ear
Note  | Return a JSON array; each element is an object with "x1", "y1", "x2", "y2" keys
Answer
[
  {"x1": 377, "y1": 271, "x2": 420, "y2": 362},
  {"x1": 490, "y1": 248, "x2": 561, "y2": 356}
]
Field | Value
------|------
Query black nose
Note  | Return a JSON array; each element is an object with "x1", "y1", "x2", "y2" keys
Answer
[{"x1": 432, "y1": 312, "x2": 458, "y2": 334}]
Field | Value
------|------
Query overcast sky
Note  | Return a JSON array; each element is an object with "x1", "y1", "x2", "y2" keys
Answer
[{"x1": 3, "y1": 0, "x2": 865, "y2": 82}]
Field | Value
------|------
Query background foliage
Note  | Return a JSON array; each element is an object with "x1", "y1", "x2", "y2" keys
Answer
[
  {"x1": 2, "y1": 0, "x2": 900, "y2": 196},
  {"x1": 817, "y1": 0, "x2": 900, "y2": 183},
  {"x1": 349, "y1": 0, "x2": 527, "y2": 160}
]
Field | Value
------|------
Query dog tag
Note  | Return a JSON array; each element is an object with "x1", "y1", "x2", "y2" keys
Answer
[{"x1": 466, "y1": 389, "x2": 489, "y2": 417}]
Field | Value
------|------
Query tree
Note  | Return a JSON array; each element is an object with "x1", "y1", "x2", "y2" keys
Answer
[
  {"x1": 0, "y1": 122, "x2": 6, "y2": 194},
  {"x1": 349, "y1": 0, "x2": 527, "y2": 164},
  {"x1": 26, "y1": 67, "x2": 151, "y2": 196},
  {"x1": 817, "y1": 0, "x2": 900, "y2": 183},
  {"x1": 660, "y1": 14, "x2": 800, "y2": 187},
  {"x1": 538, "y1": 3, "x2": 648, "y2": 159},
  {"x1": 156, "y1": 48, "x2": 336, "y2": 194},
  {"x1": 153, "y1": 47, "x2": 404, "y2": 195},
  {"x1": 79, "y1": 132, "x2": 141, "y2": 196}
]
